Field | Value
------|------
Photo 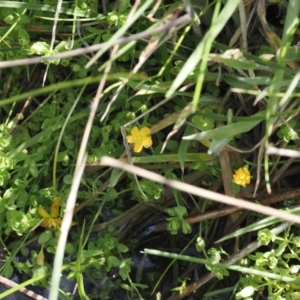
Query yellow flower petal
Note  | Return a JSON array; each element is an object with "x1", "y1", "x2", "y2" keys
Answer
[
  {"x1": 131, "y1": 126, "x2": 139, "y2": 136},
  {"x1": 53, "y1": 219, "x2": 62, "y2": 231},
  {"x1": 40, "y1": 218, "x2": 61, "y2": 230},
  {"x1": 127, "y1": 135, "x2": 136, "y2": 144},
  {"x1": 232, "y1": 167, "x2": 251, "y2": 187},
  {"x1": 134, "y1": 141, "x2": 143, "y2": 153},
  {"x1": 39, "y1": 196, "x2": 64, "y2": 231},
  {"x1": 233, "y1": 174, "x2": 244, "y2": 187},
  {"x1": 51, "y1": 196, "x2": 61, "y2": 218},
  {"x1": 142, "y1": 137, "x2": 153, "y2": 148},
  {"x1": 140, "y1": 127, "x2": 151, "y2": 136},
  {"x1": 127, "y1": 126, "x2": 152, "y2": 152},
  {"x1": 40, "y1": 219, "x2": 50, "y2": 228},
  {"x1": 38, "y1": 205, "x2": 51, "y2": 219}
]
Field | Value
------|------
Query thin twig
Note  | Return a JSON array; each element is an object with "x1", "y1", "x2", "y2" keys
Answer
[
  {"x1": 0, "y1": 276, "x2": 48, "y2": 300},
  {"x1": 100, "y1": 157, "x2": 300, "y2": 224},
  {"x1": 0, "y1": 13, "x2": 192, "y2": 69}
]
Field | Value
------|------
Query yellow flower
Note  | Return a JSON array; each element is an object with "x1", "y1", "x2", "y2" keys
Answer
[
  {"x1": 126, "y1": 126, "x2": 153, "y2": 153},
  {"x1": 232, "y1": 167, "x2": 251, "y2": 187},
  {"x1": 38, "y1": 196, "x2": 75, "y2": 231}
]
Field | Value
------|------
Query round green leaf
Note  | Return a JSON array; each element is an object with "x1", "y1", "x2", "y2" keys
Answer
[
  {"x1": 20, "y1": 246, "x2": 29, "y2": 257},
  {"x1": 63, "y1": 174, "x2": 73, "y2": 185},
  {"x1": 117, "y1": 244, "x2": 129, "y2": 253},
  {"x1": 65, "y1": 243, "x2": 75, "y2": 255},
  {"x1": 3, "y1": 263, "x2": 13, "y2": 278},
  {"x1": 38, "y1": 231, "x2": 53, "y2": 245},
  {"x1": 46, "y1": 246, "x2": 56, "y2": 254}
]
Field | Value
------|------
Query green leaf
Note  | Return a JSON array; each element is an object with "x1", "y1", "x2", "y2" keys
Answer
[
  {"x1": 81, "y1": 250, "x2": 104, "y2": 259},
  {"x1": 133, "y1": 283, "x2": 148, "y2": 289},
  {"x1": 183, "y1": 119, "x2": 261, "y2": 141},
  {"x1": 208, "y1": 138, "x2": 232, "y2": 155},
  {"x1": 119, "y1": 266, "x2": 129, "y2": 280},
  {"x1": 0, "y1": 170, "x2": 10, "y2": 186},
  {"x1": 121, "y1": 284, "x2": 130, "y2": 290},
  {"x1": 0, "y1": 133, "x2": 12, "y2": 148},
  {"x1": 117, "y1": 243, "x2": 129, "y2": 253},
  {"x1": 166, "y1": 218, "x2": 180, "y2": 235},
  {"x1": 223, "y1": 74, "x2": 255, "y2": 90},
  {"x1": 3, "y1": 263, "x2": 13, "y2": 278},
  {"x1": 3, "y1": 14, "x2": 17, "y2": 25},
  {"x1": 165, "y1": 140, "x2": 178, "y2": 150},
  {"x1": 207, "y1": 248, "x2": 221, "y2": 264},
  {"x1": 292, "y1": 236, "x2": 300, "y2": 247},
  {"x1": 130, "y1": 153, "x2": 214, "y2": 164},
  {"x1": 257, "y1": 229, "x2": 273, "y2": 246},
  {"x1": 29, "y1": 160, "x2": 38, "y2": 178},
  {"x1": 65, "y1": 243, "x2": 75, "y2": 255},
  {"x1": 107, "y1": 187, "x2": 118, "y2": 200},
  {"x1": 118, "y1": 0, "x2": 130, "y2": 13},
  {"x1": 215, "y1": 57, "x2": 271, "y2": 71},
  {"x1": 46, "y1": 246, "x2": 56, "y2": 254},
  {"x1": 63, "y1": 136, "x2": 75, "y2": 150},
  {"x1": 102, "y1": 33, "x2": 113, "y2": 42},
  {"x1": 234, "y1": 76, "x2": 272, "y2": 85},
  {"x1": 191, "y1": 113, "x2": 214, "y2": 130},
  {"x1": 196, "y1": 236, "x2": 206, "y2": 252},
  {"x1": 178, "y1": 125, "x2": 194, "y2": 172},
  {"x1": 173, "y1": 206, "x2": 188, "y2": 217},
  {"x1": 57, "y1": 151, "x2": 69, "y2": 165},
  {"x1": 1, "y1": 8, "x2": 14, "y2": 18},
  {"x1": 108, "y1": 255, "x2": 121, "y2": 266},
  {"x1": 109, "y1": 168, "x2": 124, "y2": 187},
  {"x1": 236, "y1": 286, "x2": 255, "y2": 299},
  {"x1": 54, "y1": 40, "x2": 72, "y2": 53},
  {"x1": 20, "y1": 247, "x2": 29, "y2": 257},
  {"x1": 16, "y1": 189, "x2": 28, "y2": 207},
  {"x1": 18, "y1": 28, "x2": 30, "y2": 46},
  {"x1": 232, "y1": 182, "x2": 241, "y2": 194},
  {"x1": 182, "y1": 221, "x2": 192, "y2": 234},
  {"x1": 173, "y1": 103, "x2": 193, "y2": 133},
  {"x1": 30, "y1": 42, "x2": 50, "y2": 55},
  {"x1": 38, "y1": 231, "x2": 53, "y2": 244},
  {"x1": 63, "y1": 174, "x2": 73, "y2": 185},
  {"x1": 275, "y1": 241, "x2": 288, "y2": 257},
  {"x1": 277, "y1": 45, "x2": 300, "y2": 61},
  {"x1": 161, "y1": 103, "x2": 194, "y2": 152}
]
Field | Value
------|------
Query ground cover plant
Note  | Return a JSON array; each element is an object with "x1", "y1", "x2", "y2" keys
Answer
[{"x1": 0, "y1": 0, "x2": 300, "y2": 299}]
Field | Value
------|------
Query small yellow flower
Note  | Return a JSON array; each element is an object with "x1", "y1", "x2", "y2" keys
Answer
[
  {"x1": 232, "y1": 167, "x2": 251, "y2": 187},
  {"x1": 38, "y1": 196, "x2": 75, "y2": 231},
  {"x1": 126, "y1": 126, "x2": 153, "y2": 153}
]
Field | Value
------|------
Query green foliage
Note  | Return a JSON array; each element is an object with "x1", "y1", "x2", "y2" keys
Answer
[
  {"x1": 166, "y1": 206, "x2": 191, "y2": 235},
  {"x1": 0, "y1": 0, "x2": 300, "y2": 298},
  {"x1": 191, "y1": 107, "x2": 215, "y2": 131},
  {"x1": 257, "y1": 228, "x2": 275, "y2": 246},
  {"x1": 130, "y1": 178, "x2": 165, "y2": 200},
  {"x1": 237, "y1": 227, "x2": 300, "y2": 299},
  {"x1": 171, "y1": 278, "x2": 188, "y2": 295},
  {"x1": 276, "y1": 119, "x2": 299, "y2": 143},
  {"x1": 74, "y1": 233, "x2": 132, "y2": 295},
  {"x1": 195, "y1": 236, "x2": 206, "y2": 252},
  {"x1": 236, "y1": 286, "x2": 255, "y2": 299},
  {"x1": 29, "y1": 40, "x2": 72, "y2": 65}
]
